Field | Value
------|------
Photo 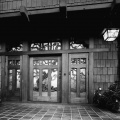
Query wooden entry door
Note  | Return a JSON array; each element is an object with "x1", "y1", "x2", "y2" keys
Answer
[
  {"x1": 69, "y1": 54, "x2": 88, "y2": 103},
  {"x1": 7, "y1": 56, "x2": 21, "y2": 101},
  {"x1": 30, "y1": 57, "x2": 61, "y2": 102}
]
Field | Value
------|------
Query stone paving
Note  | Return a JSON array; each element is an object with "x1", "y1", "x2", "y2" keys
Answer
[{"x1": 0, "y1": 102, "x2": 120, "y2": 120}]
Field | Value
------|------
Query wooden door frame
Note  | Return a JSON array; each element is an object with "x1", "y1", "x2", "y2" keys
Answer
[
  {"x1": 29, "y1": 56, "x2": 61, "y2": 102},
  {"x1": 6, "y1": 56, "x2": 21, "y2": 100},
  {"x1": 68, "y1": 53, "x2": 88, "y2": 103}
]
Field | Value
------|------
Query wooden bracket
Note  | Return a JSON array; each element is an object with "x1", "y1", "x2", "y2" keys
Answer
[{"x1": 20, "y1": 6, "x2": 30, "y2": 22}]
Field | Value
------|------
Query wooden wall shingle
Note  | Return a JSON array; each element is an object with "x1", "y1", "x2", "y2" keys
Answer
[
  {"x1": 0, "y1": 0, "x2": 112, "y2": 14},
  {"x1": 93, "y1": 39, "x2": 119, "y2": 92}
]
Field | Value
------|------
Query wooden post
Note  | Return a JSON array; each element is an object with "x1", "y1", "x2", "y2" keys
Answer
[
  {"x1": 22, "y1": 55, "x2": 29, "y2": 102},
  {"x1": 0, "y1": 42, "x2": 6, "y2": 101},
  {"x1": 1, "y1": 56, "x2": 6, "y2": 100},
  {"x1": 89, "y1": 38, "x2": 94, "y2": 103},
  {"x1": 62, "y1": 39, "x2": 69, "y2": 103},
  {"x1": 62, "y1": 53, "x2": 69, "y2": 103}
]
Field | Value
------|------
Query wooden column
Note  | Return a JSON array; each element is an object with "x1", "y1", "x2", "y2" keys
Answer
[
  {"x1": 89, "y1": 38, "x2": 94, "y2": 103},
  {"x1": 22, "y1": 41, "x2": 29, "y2": 102},
  {"x1": 62, "y1": 54, "x2": 69, "y2": 103},
  {"x1": 62, "y1": 39, "x2": 69, "y2": 103},
  {"x1": 1, "y1": 56, "x2": 6, "y2": 100},
  {"x1": 21, "y1": 55, "x2": 29, "y2": 102}
]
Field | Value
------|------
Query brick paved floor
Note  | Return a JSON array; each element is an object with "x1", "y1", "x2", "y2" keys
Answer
[{"x1": 0, "y1": 102, "x2": 120, "y2": 120}]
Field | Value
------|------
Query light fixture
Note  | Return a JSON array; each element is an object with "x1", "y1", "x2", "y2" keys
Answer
[{"x1": 103, "y1": 28, "x2": 119, "y2": 41}]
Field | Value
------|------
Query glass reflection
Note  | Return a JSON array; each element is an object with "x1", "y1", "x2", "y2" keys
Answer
[
  {"x1": 8, "y1": 70, "x2": 13, "y2": 90},
  {"x1": 43, "y1": 60, "x2": 49, "y2": 65},
  {"x1": 51, "y1": 69, "x2": 57, "y2": 91},
  {"x1": 33, "y1": 69, "x2": 39, "y2": 91},
  {"x1": 17, "y1": 69, "x2": 20, "y2": 88},
  {"x1": 42, "y1": 69, "x2": 48, "y2": 95},
  {"x1": 71, "y1": 68, "x2": 77, "y2": 97},
  {"x1": 51, "y1": 69, "x2": 57, "y2": 100},
  {"x1": 80, "y1": 68, "x2": 86, "y2": 93}
]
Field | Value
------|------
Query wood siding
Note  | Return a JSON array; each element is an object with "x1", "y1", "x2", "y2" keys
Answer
[
  {"x1": 0, "y1": 0, "x2": 113, "y2": 14},
  {"x1": 93, "y1": 39, "x2": 118, "y2": 92}
]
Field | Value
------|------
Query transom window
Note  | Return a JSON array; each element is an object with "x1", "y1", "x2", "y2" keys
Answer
[
  {"x1": 70, "y1": 38, "x2": 88, "y2": 49},
  {"x1": 31, "y1": 41, "x2": 61, "y2": 51},
  {"x1": 8, "y1": 60, "x2": 20, "y2": 66},
  {"x1": 7, "y1": 43, "x2": 23, "y2": 52},
  {"x1": 71, "y1": 58, "x2": 86, "y2": 64}
]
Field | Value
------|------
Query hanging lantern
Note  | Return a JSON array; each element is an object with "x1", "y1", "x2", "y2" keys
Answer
[{"x1": 103, "y1": 28, "x2": 119, "y2": 41}]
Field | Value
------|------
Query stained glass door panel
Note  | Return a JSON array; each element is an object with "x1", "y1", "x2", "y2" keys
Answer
[
  {"x1": 31, "y1": 57, "x2": 61, "y2": 102},
  {"x1": 69, "y1": 54, "x2": 88, "y2": 103}
]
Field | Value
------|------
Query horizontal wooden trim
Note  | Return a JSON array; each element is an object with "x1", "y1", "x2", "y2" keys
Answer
[
  {"x1": 8, "y1": 66, "x2": 20, "y2": 69},
  {"x1": 0, "y1": 48, "x2": 109, "y2": 56},
  {"x1": 0, "y1": 12, "x2": 21, "y2": 18},
  {"x1": 0, "y1": 7, "x2": 59, "y2": 18},
  {"x1": 0, "y1": 1, "x2": 113, "y2": 18},
  {"x1": 67, "y1": 2, "x2": 112, "y2": 11}
]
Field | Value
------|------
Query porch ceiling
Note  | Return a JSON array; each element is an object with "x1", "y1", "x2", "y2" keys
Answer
[{"x1": 1, "y1": 7, "x2": 120, "y2": 42}]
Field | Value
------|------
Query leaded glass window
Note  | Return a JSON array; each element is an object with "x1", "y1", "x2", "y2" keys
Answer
[
  {"x1": 8, "y1": 60, "x2": 20, "y2": 66},
  {"x1": 70, "y1": 39, "x2": 88, "y2": 49},
  {"x1": 33, "y1": 59, "x2": 58, "y2": 66},
  {"x1": 31, "y1": 42, "x2": 61, "y2": 51},
  {"x1": 7, "y1": 43, "x2": 23, "y2": 52}
]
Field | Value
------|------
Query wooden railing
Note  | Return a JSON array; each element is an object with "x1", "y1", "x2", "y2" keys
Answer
[{"x1": 0, "y1": 0, "x2": 113, "y2": 16}]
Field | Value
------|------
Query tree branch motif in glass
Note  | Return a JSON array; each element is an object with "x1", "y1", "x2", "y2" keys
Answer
[
  {"x1": 33, "y1": 59, "x2": 58, "y2": 66},
  {"x1": 70, "y1": 41, "x2": 87, "y2": 49},
  {"x1": 8, "y1": 60, "x2": 20, "y2": 66},
  {"x1": 31, "y1": 42, "x2": 61, "y2": 51},
  {"x1": 7, "y1": 43, "x2": 23, "y2": 52}
]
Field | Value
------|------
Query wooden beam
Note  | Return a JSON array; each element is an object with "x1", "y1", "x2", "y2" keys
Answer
[
  {"x1": 115, "y1": 0, "x2": 120, "y2": 4},
  {"x1": 0, "y1": 2, "x2": 112, "y2": 18},
  {"x1": 0, "y1": 48, "x2": 109, "y2": 56},
  {"x1": 67, "y1": 2, "x2": 112, "y2": 11},
  {"x1": 20, "y1": 6, "x2": 30, "y2": 22},
  {"x1": 0, "y1": 8, "x2": 59, "y2": 18}
]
